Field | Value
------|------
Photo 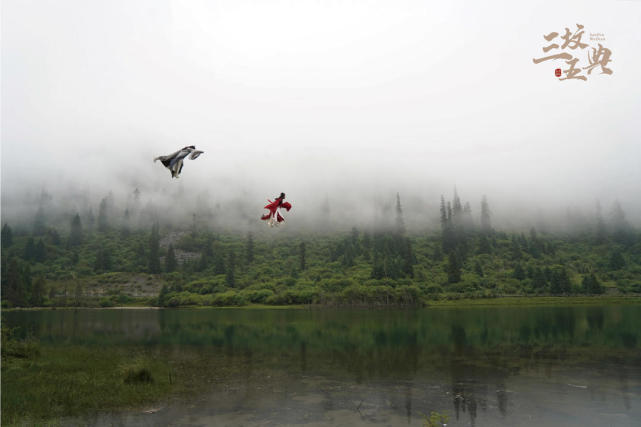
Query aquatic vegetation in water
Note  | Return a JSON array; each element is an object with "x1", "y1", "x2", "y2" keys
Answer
[{"x1": 423, "y1": 410, "x2": 449, "y2": 427}]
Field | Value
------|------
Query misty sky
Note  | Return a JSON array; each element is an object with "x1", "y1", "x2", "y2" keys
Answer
[{"x1": 2, "y1": 0, "x2": 641, "y2": 229}]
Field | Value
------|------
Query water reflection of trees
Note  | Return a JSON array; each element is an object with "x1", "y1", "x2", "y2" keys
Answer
[{"x1": 4, "y1": 305, "x2": 640, "y2": 420}]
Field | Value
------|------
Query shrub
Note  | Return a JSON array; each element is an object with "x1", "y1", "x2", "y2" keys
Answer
[
  {"x1": 212, "y1": 291, "x2": 247, "y2": 306},
  {"x1": 99, "y1": 297, "x2": 116, "y2": 307},
  {"x1": 123, "y1": 367, "x2": 153, "y2": 384}
]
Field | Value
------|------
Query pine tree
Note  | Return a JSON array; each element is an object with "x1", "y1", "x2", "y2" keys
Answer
[
  {"x1": 4, "y1": 258, "x2": 23, "y2": 306},
  {"x1": 74, "y1": 282, "x2": 83, "y2": 306},
  {"x1": 513, "y1": 263, "x2": 525, "y2": 281},
  {"x1": 480, "y1": 195, "x2": 491, "y2": 233},
  {"x1": 595, "y1": 201, "x2": 607, "y2": 243},
  {"x1": 342, "y1": 242, "x2": 355, "y2": 268},
  {"x1": 582, "y1": 274, "x2": 603, "y2": 294},
  {"x1": 478, "y1": 235, "x2": 491, "y2": 254},
  {"x1": 447, "y1": 252, "x2": 461, "y2": 283},
  {"x1": 47, "y1": 229, "x2": 61, "y2": 246},
  {"x1": 148, "y1": 222, "x2": 161, "y2": 274},
  {"x1": 69, "y1": 214, "x2": 83, "y2": 247},
  {"x1": 33, "y1": 205, "x2": 46, "y2": 235},
  {"x1": 1, "y1": 223, "x2": 13, "y2": 248},
  {"x1": 98, "y1": 197, "x2": 109, "y2": 232},
  {"x1": 299, "y1": 241, "x2": 306, "y2": 271},
  {"x1": 165, "y1": 244, "x2": 177, "y2": 273},
  {"x1": 462, "y1": 202, "x2": 473, "y2": 231},
  {"x1": 611, "y1": 201, "x2": 630, "y2": 244},
  {"x1": 509, "y1": 238, "x2": 521, "y2": 260},
  {"x1": 439, "y1": 196, "x2": 447, "y2": 231},
  {"x1": 395, "y1": 193, "x2": 406, "y2": 235},
  {"x1": 20, "y1": 264, "x2": 32, "y2": 306},
  {"x1": 532, "y1": 268, "x2": 547, "y2": 291},
  {"x1": 225, "y1": 251, "x2": 236, "y2": 287},
  {"x1": 24, "y1": 237, "x2": 36, "y2": 261},
  {"x1": 30, "y1": 276, "x2": 45, "y2": 306},
  {"x1": 362, "y1": 232, "x2": 371, "y2": 260},
  {"x1": 121, "y1": 209, "x2": 131, "y2": 237},
  {"x1": 94, "y1": 246, "x2": 112, "y2": 272},
  {"x1": 86, "y1": 209, "x2": 95, "y2": 231},
  {"x1": 214, "y1": 252, "x2": 226, "y2": 275},
  {"x1": 401, "y1": 238, "x2": 414, "y2": 277},
  {"x1": 371, "y1": 250, "x2": 385, "y2": 279},
  {"x1": 549, "y1": 268, "x2": 568, "y2": 295},
  {"x1": 246, "y1": 232, "x2": 254, "y2": 264},
  {"x1": 452, "y1": 188, "x2": 462, "y2": 220},
  {"x1": 158, "y1": 284, "x2": 169, "y2": 306},
  {"x1": 558, "y1": 268, "x2": 571, "y2": 294},
  {"x1": 432, "y1": 246, "x2": 443, "y2": 262},
  {"x1": 34, "y1": 239, "x2": 46, "y2": 262},
  {"x1": 608, "y1": 250, "x2": 625, "y2": 270},
  {"x1": 197, "y1": 238, "x2": 214, "y2": 271},
  {"x1": 474, "y1": 260, "x2": 484, "y2": 277}
]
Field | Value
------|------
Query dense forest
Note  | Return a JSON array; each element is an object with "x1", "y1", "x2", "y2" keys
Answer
[{"x1": 2, "y1": 192, "x2": 640, "y2": 308}]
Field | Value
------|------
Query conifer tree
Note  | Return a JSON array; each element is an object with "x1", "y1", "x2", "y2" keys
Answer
[
  {"x1": 165, "y1": 244, "x2": 177, "y2": 273},
  {"x1": 611, "y1": 201, "x2": 630, "y2": 243},
  {"x1": 474, "y1": 260, "x2": 484, "y2": 277},
  {"x1": 513, "y1": 263, "x2": 525, "y2": 281},
  {"x1": 447, "y1": 252, "x2": 461, "y2": 283},
  {"x1": 478, "y1": 235, "x2": 491, "y2": 254},
  {"x1": 595, "y1": 201, "x2": 607, "y2": 243},
  {"x1": 225, "y1": 251, "x2": 236, "y2": 287},
  {"x1": 439, "y1": 196, "x2": 447, "y2": 231},
  {"x1": 214, "y1": 251, "x2": 226, "y2": 275},
  {"x1": 452, "y1": 188, "x2": 462, "y2": 220},
  {"x1": 74, "y1": 282, "x2": 83, "y2": 306},
  {"x1": 480, "y1": 195, "x2": 491, "y2": 233},
  {"x1": 395, "y1": 193, "x2": 406, "y2": 235},
  {"x1": 609, "y1": 250, "x2": 625, "y2": 270},
  {"x1": 33, "y1": 205, "x2": 46, "y2": 235},
  {"x1": 532, "y1": 268, "x2": 547, "y2": 291},
  {"x1": 4, "y1": 258, "x2": 23, "y2": 306},
  {"x1": 157, "y1": 284, "x2": 169, "y2": 306},
  {"x1": 34, "y1": 239, "x2": 46, "y2": 262},
  {"x1": 300, "y1": 241, "x2": 306, "y2": 271},
  {"x1": 69, "y1": 214, "x2": 83, "y2": 247},
  {"x1": 246, "y1": 232, "x2": 254, "y2": 264},
  {"x1": 148, "y1": 222, "x2": 161, "y2": 274},
  {"x1": 582, "y1": 274, "x2": 603, "y2": 294},
  {"x1": 86, "y1": 209, "x2": 95, "y2": 231},
  {"x1": 24, "y1": 237, "x2": 36, "y2": 261},
  {"x1": 371, "y1": 250, "x2": 385, "y2": 279},
  {"x1": 1, "y1": 223, "x2": 13, "y2": 248},
  {"x1": 98, "y1": 197, "x2": 109, "y2": 232}
]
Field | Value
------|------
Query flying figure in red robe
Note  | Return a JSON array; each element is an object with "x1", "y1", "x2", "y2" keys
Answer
[{"x1": 261, "y1": 192, "x2": 292, "y2": 227}]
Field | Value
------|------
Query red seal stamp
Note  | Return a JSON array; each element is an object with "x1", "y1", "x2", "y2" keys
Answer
[{"x1": 555, "y1": 68, "x2": 562, "y2": 77}]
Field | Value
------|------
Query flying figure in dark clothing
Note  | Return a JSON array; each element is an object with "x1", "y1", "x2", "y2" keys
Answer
[{"x1": 154, "y1": 146, "x2": 204, "y2": 178}]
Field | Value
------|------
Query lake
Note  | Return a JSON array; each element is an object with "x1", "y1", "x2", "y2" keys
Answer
[{"x1": 4, "y1": 304, "x2": 641, "y2": 426}]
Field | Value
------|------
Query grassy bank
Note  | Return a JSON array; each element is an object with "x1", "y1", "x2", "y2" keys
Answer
[
  {"x1": 4, "y1": 295, "x2": 641, "y2": 311},
  {"x1": 424, "y1": 295, "x2": 641, "y2": 307},
  {"x1": 1, "y1": 340, "x2": 239, "y2": 425}
]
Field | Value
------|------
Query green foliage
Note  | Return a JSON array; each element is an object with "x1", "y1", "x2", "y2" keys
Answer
[
  {"x1": 69, "y1": 213, "x2": 83, "y2": 247},
  {"x1": 424, "y1": 411, "x2": 449, "y2": 427},
  {"x1": 1, "y1": 223, "x2": 13, "y2": 248},
  {"x1": 148, "y1": 222, "x2": 161, "y2": 274},
  {"x1": 582, "y1": 274, "x2": 604, "y2": 294},
  {"x1": 1, "y1": 213, "x2": 640, "y2": 307}
]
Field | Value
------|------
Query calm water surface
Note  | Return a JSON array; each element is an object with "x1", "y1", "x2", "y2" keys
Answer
[{"x1": 5, "y1": 305, "x2": 641, "y2": 426}]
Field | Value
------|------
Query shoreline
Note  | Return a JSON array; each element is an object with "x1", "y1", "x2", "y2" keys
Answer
[{"x1": 3, "y1": 296, "x2": 641, "y2": 311}]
